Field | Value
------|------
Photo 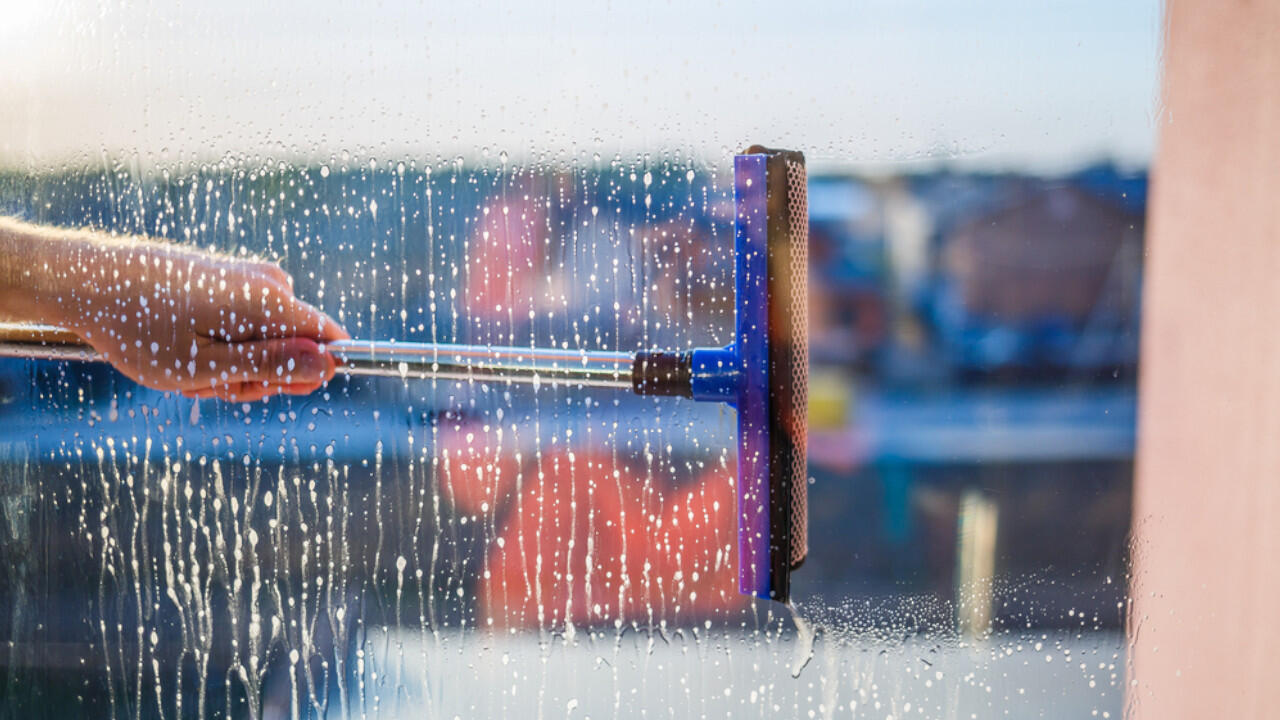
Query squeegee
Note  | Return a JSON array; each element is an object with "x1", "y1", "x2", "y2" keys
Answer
[{"x1": 0, "y1": 146, "x2": 810, "y2": 602}]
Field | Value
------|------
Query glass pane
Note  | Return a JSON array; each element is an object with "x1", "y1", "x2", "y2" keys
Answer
[{"x1": 1, "y1": 1, "x2": 1157, "y2": 717}]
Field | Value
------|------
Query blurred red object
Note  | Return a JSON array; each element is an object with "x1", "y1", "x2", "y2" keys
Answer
[
  {"x1": 434, "y1": 417, "x2": 522, "y2": 516},
  {"x1": 438, "y1": 430, "x2": 749, "y2": 628},
  {"x1": 481, "y1": 451, "x2": 748, "y2": 628}
]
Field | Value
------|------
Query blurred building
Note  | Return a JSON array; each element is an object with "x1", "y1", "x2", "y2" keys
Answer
[{"x1": 933, "y1": 179, "x2": 1144, "y2": 378}]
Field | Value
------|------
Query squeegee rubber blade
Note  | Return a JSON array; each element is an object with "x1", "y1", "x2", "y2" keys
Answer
[{"x1": 762, "y1": 148, "x2": 809, "y2": 604}]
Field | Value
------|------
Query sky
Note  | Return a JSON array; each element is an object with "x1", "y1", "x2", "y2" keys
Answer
[{"x1": 0, "y1": 0, "x2": 1162, "y2": 173}]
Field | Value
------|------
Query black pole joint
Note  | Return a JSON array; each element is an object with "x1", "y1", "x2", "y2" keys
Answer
[{"x1": 631, "y1": 350, "x2": 693, "y2": 397}]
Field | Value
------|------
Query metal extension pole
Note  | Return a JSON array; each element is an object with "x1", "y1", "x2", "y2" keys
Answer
[
  {"x1": 329, "y1": 340, "x2": 635, "y2": 389},
  {"x1": 0, "y1": 324, "x2": 671, "y2": 392}
]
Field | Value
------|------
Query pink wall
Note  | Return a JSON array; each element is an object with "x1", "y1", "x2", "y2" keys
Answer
[{"x1": 1131, "y1": 1, "x2": 1280, "y2": 717}]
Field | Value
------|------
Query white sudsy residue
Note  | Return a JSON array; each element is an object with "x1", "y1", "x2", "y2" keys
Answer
[{"x1": 787, "y1": 601, "x2": 816, "y2": 678}]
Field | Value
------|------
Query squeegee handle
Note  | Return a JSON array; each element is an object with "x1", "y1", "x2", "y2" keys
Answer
[{"x1": 0, "y1": 323, "x2": 702, "y2": 395}]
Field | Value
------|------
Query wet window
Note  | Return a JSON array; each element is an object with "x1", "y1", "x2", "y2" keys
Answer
[{"x1": 1, "y1": 2, "x2": 1157, "y2": 717}]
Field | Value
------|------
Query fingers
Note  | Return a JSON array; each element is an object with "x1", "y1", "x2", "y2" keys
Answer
[
  {"x1": 276, "y1": 294, "x2": 349, "y2": 342},
  {"x1": 254, "y1": 261, "x2": 294, "y2": 290},
  {"x1": 181, "y1": 380, "x2": 323, "y2": 402},
  {"x1": 185, "y1": 337, "x2": 337, "y2": 392},
  {"x1": 232, "y1": 380, "x2": 323, "y2": 401},
  {"x1": 225, "y1": 275, "x2": 349, "y2": 343}
]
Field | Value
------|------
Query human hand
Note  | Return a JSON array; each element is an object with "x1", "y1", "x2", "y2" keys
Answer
[{"x1": 56, "y1": 239, "x2": 347, "y2": 402}]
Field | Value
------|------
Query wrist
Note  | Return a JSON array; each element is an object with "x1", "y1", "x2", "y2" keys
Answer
[
  {"x1": 0, "y1": 218, "x2": 108, "y2": 331},
  {"x1": 43, "y1": 236, "x2": 100, "y2": 333}
]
